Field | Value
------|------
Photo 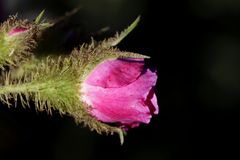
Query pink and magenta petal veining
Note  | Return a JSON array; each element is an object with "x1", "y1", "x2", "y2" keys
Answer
[
  {"x1": 81, "y1": 58, "x2": 158, "y2": 129},
  {"x1": 85, "y1": 58, "x2": 145, "y2": 88}
]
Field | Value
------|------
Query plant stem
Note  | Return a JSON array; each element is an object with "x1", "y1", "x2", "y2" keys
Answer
[{"x1": 0, "y1": 82, "x2": 44, "y2": 95}]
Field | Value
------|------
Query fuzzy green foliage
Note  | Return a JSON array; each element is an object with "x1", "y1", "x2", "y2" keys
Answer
[{"x1": 0, "y1": 57, "x2": 79, "y2": 112}]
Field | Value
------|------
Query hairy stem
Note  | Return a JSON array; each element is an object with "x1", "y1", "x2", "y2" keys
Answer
[{"x1": 0, "y1": 82, "x2": 42, "y2": 95}]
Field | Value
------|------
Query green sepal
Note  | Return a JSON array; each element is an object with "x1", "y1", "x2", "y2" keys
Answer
[
  {"x1": 35, "y1": 10, "x2": 45, "y2": 24},
  {"x1": 100, "y1": 16, "x2": 141, "y2": 48}
]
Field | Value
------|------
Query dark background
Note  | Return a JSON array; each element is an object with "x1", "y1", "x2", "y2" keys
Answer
[{"x1": 0, "y1": 0, "x2": 239, "y2": 159}]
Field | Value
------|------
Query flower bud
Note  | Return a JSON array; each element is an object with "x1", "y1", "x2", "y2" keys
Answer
[
  {"x1": 0, "y1": 13, "x2": 50, "y2": 69},
  {"x1": 0, "y1": 16, "x2": 158, "y2": 144},
  {"x1": 0, "y1": 17, "x2": 36, "y2": 68}
]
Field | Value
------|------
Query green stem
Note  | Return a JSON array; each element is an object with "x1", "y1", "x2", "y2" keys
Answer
[
  {"x1": 0, "y1": 75, "x2": 79, "y2": 113},
  {"x1": 0, "y1": 83, "x2": 35, "y2": 94}
]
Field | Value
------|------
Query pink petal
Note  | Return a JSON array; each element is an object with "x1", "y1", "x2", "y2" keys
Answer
[
  {"x1": 85, "y1": 58, "x2": 145, "y2": 88},
  {"x1": 8, "y1": 27, "x2": 28, "y2": 36},
  {"x1": 81, "y1": 69, "x2": 158, "y2": 127},
  {"x1": 152, "y1": 94, "x2": 159, "y2": 114},
  {"x1": 144, "y1": 89, "x2": 159, "y2": 115}
]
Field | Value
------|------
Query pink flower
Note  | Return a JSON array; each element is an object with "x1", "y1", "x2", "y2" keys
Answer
[
  {"x1": 8, "y1": 27, "x2": 28, "y2": 36},
  {"x1": 80, "y1": 58, "x2": 158, "y2": 129}
]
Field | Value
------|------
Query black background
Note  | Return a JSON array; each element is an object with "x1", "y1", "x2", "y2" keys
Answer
[{"x1": 1, "y1": 0, "x2": 239, "y2": 160}]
